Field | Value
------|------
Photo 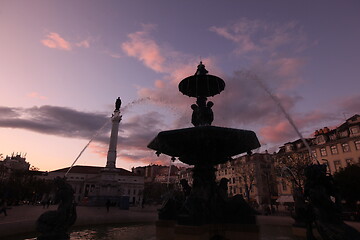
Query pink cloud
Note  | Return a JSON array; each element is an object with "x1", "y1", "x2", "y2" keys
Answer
[
  {"x1": 269, "y1": 58, "x2": 304, "y2": 78},
  {"x1": 121, "y1": 24, "x2": 219, "y2": 80},
  {"x1": 109, "y1": 53, "x2": 122, "y2": 59},
  {"x1": 259, "y1": 121, "x2": 296, "y2": 143},
  {"x1": 339, "y1": 95, "x2": 360, "y2": 114},
  {"x1": 266, "y1": 57, "x2": 305, "y2": 90},
  {"x1": 41, "y1": 32, "x2": 72, "y2": 51},
  {"x1": 210, "y1": 18, "x2": 308, "y2": 55},
  {"x1": 122, "y1": 25, "x2": 165, "y2": 72},
  {"x1": 155, "y1": 80, "x2": 165, "y2": 88},
  {"x1": 27, "y1": 92, "x2": 48, "y2": 100},
  {"x1": 76, "y1": 40, "x2": 90, "y2": 48}
]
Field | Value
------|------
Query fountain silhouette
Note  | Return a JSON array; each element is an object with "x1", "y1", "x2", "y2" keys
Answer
[{"x1": 148, "y1": 62, "x2": 261, "y2": 239}]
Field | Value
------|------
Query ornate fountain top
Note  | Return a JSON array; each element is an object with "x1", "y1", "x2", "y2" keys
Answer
[
  {"x1": 178, "y1": 62, "x2": 225, "y2": 98},
  {"x1": 195, "y1": 61, "x2": 208, "y2": 75},
  {"x1": 148, "y1": 61, "x2": 260, "y2": 165}
]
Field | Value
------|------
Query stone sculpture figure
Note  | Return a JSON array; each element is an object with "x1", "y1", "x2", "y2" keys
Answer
[
  {"x1": 115, "y1": 97, "x2": 122, "y2": 111},
  {"x1": 304, "y1": 164, "x2": 360, "y2": 240},
  {"x1": 36, "y1": 177, "x2": 77, "y2": 240},
  {"x1": 191, "y1": 96, "x2": 214, "y2": 126}
]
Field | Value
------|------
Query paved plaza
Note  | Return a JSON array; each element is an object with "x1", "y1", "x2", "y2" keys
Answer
[
  {"x1": 0, "y1": 204, "x2": 158, "y2": 238},
  {"x1": 1, "y1": 204, "x2": 360, "y2": 239}
]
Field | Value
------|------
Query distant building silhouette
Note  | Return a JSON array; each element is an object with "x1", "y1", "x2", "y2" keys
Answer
[{"x1": 0, "y1": 153, "x2": 30, "y2": 171}]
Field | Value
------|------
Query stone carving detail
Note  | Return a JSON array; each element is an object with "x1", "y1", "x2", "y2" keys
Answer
[{"x1": 191, "y1": 97, "x2": 214, "y2": 126}]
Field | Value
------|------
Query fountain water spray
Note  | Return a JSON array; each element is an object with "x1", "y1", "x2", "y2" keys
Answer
[
  {"x1": 121, "y1": 97, "x2": 151, "y2": 112},
  {"x1": 253, "y1": 74, "x2": 319, "y2": 164},
  {"x1": 65, "y1": 118, "x2": 111, "y2": 177}
]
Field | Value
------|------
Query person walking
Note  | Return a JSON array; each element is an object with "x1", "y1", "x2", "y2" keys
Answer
[
  {"x1": 106, "y1": 199, "x2": 111, "y2": 213},
  {"x1": 0, "y1": 198, "x2": 7, "y2": 216}
]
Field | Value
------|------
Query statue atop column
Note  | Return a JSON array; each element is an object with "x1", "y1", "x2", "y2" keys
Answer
[{"x1": 115, "y1": 97, "x2": 122, "y2": 111}]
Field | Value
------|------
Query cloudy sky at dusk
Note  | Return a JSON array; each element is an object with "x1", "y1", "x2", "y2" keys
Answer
[{"x1": 1, "y1": 0, "x2": 360, "y2": 171}]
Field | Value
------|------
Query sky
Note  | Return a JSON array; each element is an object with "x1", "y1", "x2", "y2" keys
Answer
[{"x1": 1, "y1": 0, "x2": 360, "y2": 172}]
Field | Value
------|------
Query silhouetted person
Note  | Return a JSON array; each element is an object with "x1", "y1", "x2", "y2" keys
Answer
[
  {"x1": 0, "y1": 199, "x2": 7, "y2": 216},
  {"x1": 106, "y1": 199, "x2": 111, "y2": 213},
  {"x1": 180, "y1": 179, "x2": 192, "y2": 198},
  {"x1": 46, "y1": 198, "x2": 51, "y2": 208},
  {"x1": 217, "y1": 178, "x2": 229, "y2": 201}
]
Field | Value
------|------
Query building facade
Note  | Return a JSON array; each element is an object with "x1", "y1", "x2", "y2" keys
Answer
[
  {"x1": 216, "y1": 153, "x2": 277, "y2": 206},
  {"x1": 45, "y1": 166, "x2": 144, "y2": 206},
  {"x1": 274, "y1": 114, "x2": 360, "y2": 201},
  {"x1": 132, "y1": 164, "x2": 180, "y2": 184},
  {"x1": 178, "y1": 153, "x2": 278, "y2": 207}
]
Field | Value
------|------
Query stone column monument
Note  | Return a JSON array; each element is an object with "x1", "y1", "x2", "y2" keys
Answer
[{"x1": 105, "y1": 97, "x2": 122, "y2": 169}]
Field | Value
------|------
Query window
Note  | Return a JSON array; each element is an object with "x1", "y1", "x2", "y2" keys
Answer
[
  {"x1": 342, "y1": 143, "x2": 350, "y2": 153},
  {"x1": 330, "y1": 134, "x2": 337, "y2": 141},
  {"x1": 355, "y1": 140, "x2": 360, "y2": 150},
  {"x1": 320, "y1": 148, "x2": 327, "y2": 156},
  {"x1": 282, "y1": 180, "x2": 287, "y2": 191},
  {"x1": 350, "y1": 126, "x2": 359, "y2": 135},
  {"x1": 333, "y1": 160, "x2": 342, "y2": 172},
  {"x1": 317, "y1": 135, "x2": 326, "y2": 144},
  {"x1": 330, "y1": 145, "x2": 338, "y2": 155},
  {"x1": 346, "y1": 158, "x2": 353, "y2": 166},
  {"x1": 285, "y1": 144, "x2": 293, "y2": 152},
  {"x1": 340, "y1": 131, "x2": 349, "y2": 138}
]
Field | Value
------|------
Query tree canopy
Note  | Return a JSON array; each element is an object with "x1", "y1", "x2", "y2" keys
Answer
[{"x1": 334, "y1": 165, "x2": 360, "y2": 209}]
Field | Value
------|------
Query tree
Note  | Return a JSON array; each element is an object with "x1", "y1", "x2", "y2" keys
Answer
[
  {"x1": 334, "y1": 165, "x2": 360, "y2": 210},
  {"x1": 274, "y1": 151, "x2": 313, "y2": 189},
  {"x1": 234, "y1": 156, "x2": 256, "y2": 202},
  {"x1": 30, "y1": 165, "x2": 40, "y2": 171}
]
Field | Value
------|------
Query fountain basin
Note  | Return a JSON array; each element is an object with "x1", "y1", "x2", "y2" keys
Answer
[{"x1": 147, "y1": 125, "x2": 260, "y2": 165}]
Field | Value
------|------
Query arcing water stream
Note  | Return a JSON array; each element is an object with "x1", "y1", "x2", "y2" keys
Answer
[
  {"x1": 253, "y1": 74, "x2": 319, "y2": 163},
  {"x1": 65, "y1": 118, "x2": 111, "y2": 177}
]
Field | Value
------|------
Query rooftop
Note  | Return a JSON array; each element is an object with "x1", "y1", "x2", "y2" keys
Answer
[{"x1": 51, "y1": 165, "x2": 139, "y2": 176}]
